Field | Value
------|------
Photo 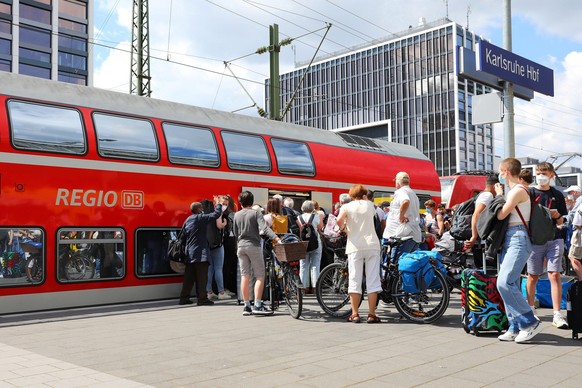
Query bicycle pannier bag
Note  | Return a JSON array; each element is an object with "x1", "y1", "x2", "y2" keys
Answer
[{"x1": 168, "y1": 228, "x2": 187, "y2": 263}]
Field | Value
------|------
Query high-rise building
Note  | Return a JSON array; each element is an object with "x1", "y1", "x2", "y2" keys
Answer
[
  {"x1": 272, "y1": 18, "x2": 526, "y2": 176},
  {"x1": 0, "y1": 0, "x2": 93, "y2": 85}
]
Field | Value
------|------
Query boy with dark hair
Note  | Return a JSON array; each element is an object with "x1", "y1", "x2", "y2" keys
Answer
[
  {"x1": 233, "y1": 191, "x2": 280, "y2": 316},
  {"x1": 526, "y1": 162, "x2": 569, "y2": 329}
]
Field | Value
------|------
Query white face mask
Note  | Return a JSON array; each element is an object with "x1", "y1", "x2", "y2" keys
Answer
[
  {"x1": 567, "y1": 194, "x2": 574, "y2": 201},
  {"x1": 536, "y1": 174, "x2": 550, "y2": 186},
  {"x1": 221, "y1": 205, "x2": 228, "y2": 212}
]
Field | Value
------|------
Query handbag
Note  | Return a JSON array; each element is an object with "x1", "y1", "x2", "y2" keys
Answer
[
  {"x1": 394, "y1": 222, "x2": 413, "y2": 238},
  {"x1": 168, "y1": 227, "x2": 187, "y2": 263}
]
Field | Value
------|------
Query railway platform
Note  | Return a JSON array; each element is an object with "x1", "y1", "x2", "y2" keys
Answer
[{"x1": 0, "y1": 292, "x2": 581, "y2": 387}]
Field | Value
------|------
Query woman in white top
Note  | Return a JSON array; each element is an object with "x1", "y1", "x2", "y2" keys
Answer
[
  {"x1": 298, "y1": 201, "x2": 322, "y2": 294},
  {"x1": 494, "y1": 157, "x2": 542, "y2": 343},
  {"x1": 337, "y1": 184, "x2": 382, "y2": 323}
]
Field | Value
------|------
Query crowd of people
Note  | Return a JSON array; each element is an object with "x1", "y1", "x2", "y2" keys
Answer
[{"x1": 174, "y1": 161, "x2": 581, "y2": 341}]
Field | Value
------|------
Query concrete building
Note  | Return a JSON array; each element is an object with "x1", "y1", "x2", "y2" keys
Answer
[
  {"x1": 0, "y1": 0, "x2": 92, "y2": 85},
  {"x1": 272, "y1": 18, "x2": 504, "y2": 176}
]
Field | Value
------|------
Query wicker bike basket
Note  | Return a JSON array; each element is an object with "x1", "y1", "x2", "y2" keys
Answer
[{"x1": 274, "y1": 241, "x2": 309, "y2": 262}]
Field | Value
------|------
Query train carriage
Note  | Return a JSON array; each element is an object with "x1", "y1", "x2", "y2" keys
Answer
[{"x1": 0, "y1": 72, "x2": 440, "y2": 314}]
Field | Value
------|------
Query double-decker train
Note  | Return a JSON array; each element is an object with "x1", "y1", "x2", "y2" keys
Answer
[{"x1": 0, "y1": 72, "x2": 440, "y2": 314}]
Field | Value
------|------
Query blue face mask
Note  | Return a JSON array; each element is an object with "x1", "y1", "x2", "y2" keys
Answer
[
  {"x1": 499, "y1": 175, "x2": 506, "y2": 185},
  {"x1": 425, "y1": 208, "x2": 432, "y2": 214}
]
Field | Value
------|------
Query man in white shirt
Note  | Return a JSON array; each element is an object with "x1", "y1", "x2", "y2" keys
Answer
[{"x1": 383, "y1": 172, "x2": 421, "y2": 254}]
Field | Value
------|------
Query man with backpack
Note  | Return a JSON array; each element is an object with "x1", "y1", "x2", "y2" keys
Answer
[
  {"x1": 525, "y1": 162, "x2": 569, "y2": 329},
  {"x1": 464, "y1": 174, "x2": 499, "y2": 267},
  {"x1": 282, "y1": 197, "x2": 301, "y2": 236},
  {"x1": 298, "y1": 200, "x2": 322, "y2": 294}
]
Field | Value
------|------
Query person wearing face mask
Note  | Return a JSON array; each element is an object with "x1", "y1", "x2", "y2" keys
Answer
[
  {"x1": 525, "y1": 162, "x2": 569, "y2": 330},
  {"x1": 206, "y1": 196, "x2": 233, "y2": 301}
]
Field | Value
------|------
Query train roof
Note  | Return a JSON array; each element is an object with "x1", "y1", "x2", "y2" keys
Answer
[{"x1": 0, "y1": 72, "x2": 430, "y2": 162}]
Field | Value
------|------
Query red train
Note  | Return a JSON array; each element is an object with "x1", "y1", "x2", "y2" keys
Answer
[{"x1": 0, "y1": 72, "x2": 440, "y2": 314}]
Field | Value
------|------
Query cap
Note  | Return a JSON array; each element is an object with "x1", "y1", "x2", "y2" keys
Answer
[
  {"x1": 380, "y1": 201, "x2": 390, "y2": 208},
  {"x1": 564, "y1": 185, "x2": 581, "y2": 193},
  {"x1": 394, "y1": 171, "x2": 409, "y2": 182}
]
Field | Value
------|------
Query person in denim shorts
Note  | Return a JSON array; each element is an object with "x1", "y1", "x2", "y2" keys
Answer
[{"x1": 525, "y1": 162, "x2": 569, "y2": 330}]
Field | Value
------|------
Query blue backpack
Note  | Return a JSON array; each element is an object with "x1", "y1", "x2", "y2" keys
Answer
[{"x1": 398, "y1": 251, "x2": 447, "y2": 293}]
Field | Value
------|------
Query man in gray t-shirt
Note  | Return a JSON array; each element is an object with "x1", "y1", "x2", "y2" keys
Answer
[{"x1": 233, "y1": 191, "x2": 280, "y2": 316}]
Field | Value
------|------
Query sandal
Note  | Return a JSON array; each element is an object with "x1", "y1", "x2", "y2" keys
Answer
[
  {"x1": 367, "y1": 314, "x2": 381, "y2": 324},
  {"x1": 347, "y1": 313, "x2": 360, "y2": 323}
]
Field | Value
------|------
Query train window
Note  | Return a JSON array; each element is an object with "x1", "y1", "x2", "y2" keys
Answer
[
  {"x1": 136, "y1": 228, "x2": 182, "y2": 277},
  {"x1": 56, "y1": 229, "x2": 125, "y2": 282},
  {"x1": 0, "y1": 228, "x2": 44, "y2": 287},
  {"x1": 271, "y1": 139, "x2": 315, "y2": 176},
  {"x1": 93, "y1": 113, "x2": 159, "y2": 162},
  {"x1": 221, "y1": 131, "x2": 271, "y2": 172},
  {"x1": 8, "y1": 100, "x2": 86, "y2": 154},
  {"x1": 162, "y1": 123, "x2": 219, "y2": 167}
]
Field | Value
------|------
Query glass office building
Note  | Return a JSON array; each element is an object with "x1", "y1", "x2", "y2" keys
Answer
[
  {"x1": 0, "y1": 0, "x2": 92, "y2": 85},
  {"x1": 272, "y1": 18, "x2": 495, "y2": 176}
]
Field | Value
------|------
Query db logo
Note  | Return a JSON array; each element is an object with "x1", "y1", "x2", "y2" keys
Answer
[{"x1": 122, "y1": 191, "x2": 144, "y2": 209}]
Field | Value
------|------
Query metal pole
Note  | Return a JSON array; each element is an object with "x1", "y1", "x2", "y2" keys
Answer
[
  {"x1": 269, "y1": 24, "x2": 281, "y2": 120},
  {"x1": 503, "y1": 0, "x2": 515, "y2": 157}
]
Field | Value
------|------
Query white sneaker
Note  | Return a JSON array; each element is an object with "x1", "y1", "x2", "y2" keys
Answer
[
  {"x1": 498, "y1": 331, "x2": 518, "y2": 341},
  {"x1": 552, "y1": 313, "x2": 569, "y2": 329},
  {"x1": 224, "y1": 289, "x2": 236, "y2": 297},
  {"x1": 207, "y1": 292, "x2": 218, "y2": 300},
  {"x1": 217, "y1": 292, "x2": 232, "y2": 300},
  {"x1": 514, "y1": 320, "x2": 543, "y2": 344}
]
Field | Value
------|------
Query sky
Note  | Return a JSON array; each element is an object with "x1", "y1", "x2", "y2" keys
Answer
[{"x1": 92, "y1": 0, "x2": 582, "y2": 170}]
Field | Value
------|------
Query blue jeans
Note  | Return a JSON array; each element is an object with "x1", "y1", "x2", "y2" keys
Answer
[
  {"x1": 207, "y1": 245, "x2": 225, "y2": 293},
  {"x1": 498, "y1": 225, "x2": 537, "y2": 333},
  {"x1": 299, "y1": 242, "x2": 322, "y2": 288}
]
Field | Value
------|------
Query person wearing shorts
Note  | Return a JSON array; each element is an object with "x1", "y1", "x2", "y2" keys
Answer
[
  {"x1": 233, "y1": 191, "x2": 280, "y2": 316},
  {"x1": 568, "y1": 208, "x2": 582, "y2": 280},
  {"x1": 525, "y1": 162, "x2": 569, "y2": 329}
]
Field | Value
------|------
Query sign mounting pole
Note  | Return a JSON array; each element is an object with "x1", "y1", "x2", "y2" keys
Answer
[{"x1": 503, "y1": 0, "x2": 515, "y2": 157}]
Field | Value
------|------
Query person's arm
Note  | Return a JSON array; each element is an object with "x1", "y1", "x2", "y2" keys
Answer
[
  {"x1": 337, "y1": 208, "x2": 348, "y2": 232},
  {"x1": 399, "y1": 200, "x2": 410, "y2": 223},
  {"x1": 465, "y1": 203, "x2": 486, "y2": 249},
  {"x1": 258, "y1": 211, "x2": 280, "y2": 243},
  {"x1": 496, "y1": 184, "x2": 528, "y2": 220},
  {"x1": 216, "y1": 217, "x2": 227, "y2": 229},
  {"x1": 436, "y1": 213, "x2": 444, "y2": 237}
]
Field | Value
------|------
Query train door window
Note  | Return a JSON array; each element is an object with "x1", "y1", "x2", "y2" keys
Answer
[
  {"x1": 93, "y1": 113, "x2": 159, "y2": 162},
  {"x1": 221, "y1": 131, "x2": 271, "y2": 172},
  {"x1": 56, "y1": 228, "x2": 125, "y2": 282},
  {"x1": 271, "y1": 139, "x2": 315, "y2": 176},
  {"x1": 162, "y1": 123, "x2": 219, "y2": 167},
  {"x1": 7, "y1": 100, "x2": 86, "y2": 154},
  {"x1": 136, "y1": 228, "x2": 181, "y2": 277},
  {"x1": 0, "y1": 228, "x2": 44, "y2": 286}
]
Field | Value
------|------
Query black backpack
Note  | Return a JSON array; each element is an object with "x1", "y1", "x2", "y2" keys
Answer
[
  {"x1": 299, "y1": 213, "x2": 319, "y2": 252},
  {"x1": 201, "y1": 199, "x2": 223, "y2": 249},
  {"x1": 283, "y1": 206, "x2": 301, "y2": 236},
  {"x1": 449, "y1": 197, "x2": 476, "y2": 241},
  {"x1": 373, "y1": 206, "x2": 383, "y2": 240}
]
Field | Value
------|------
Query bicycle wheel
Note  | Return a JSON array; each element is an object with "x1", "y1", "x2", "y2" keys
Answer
[
  {"x1": 391, "y1": 266, "x2": 450, "y2": 324},
  {"x1": 265, "y1": 261, "x2": 277, "y2": 312},
  {"x1": 316, "y1": 262, "x2": 352, "y2": 318},
  {"x1": 65, "y1": 251, "x2": 96, "y2": 280},
  {"x1": 282, "y1": 270, "x2": 302, "y2": 319}
]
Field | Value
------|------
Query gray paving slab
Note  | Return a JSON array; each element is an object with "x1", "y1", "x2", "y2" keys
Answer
[{"x1": 0, "y1": 293, "x2": 581, "y2": 387}]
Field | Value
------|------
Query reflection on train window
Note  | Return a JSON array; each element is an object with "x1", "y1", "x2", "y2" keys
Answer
[
  {"x1": 221, "y1": 131, "x2": 271, "y2": 172},
  {"x1": 271, "y1": 139, "x2": 315, "y2": 176},
  {"x1": 57, "y1": 228, "x2": 125, "y2": 282},
  {"x1": 162, "y1": 123, "x2": 219, "y2": 167},
  {"x1": 8, "y1": 100, "x2": 86, "y2": 154},
  {"x1": 93, "y1": 113, "x2": 159, "y2": 162},
  {"x1": 136, "y1": 229, "x2": 182, "y2": 277},
  {"x1": 0, "y1": 228, "x2": 44, "y2": 286}
]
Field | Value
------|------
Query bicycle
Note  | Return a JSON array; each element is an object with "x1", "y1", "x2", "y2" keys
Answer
[
  {"x1": 263, "y1": 235, "x2": 304, "y2": 319},
  {"x1": 316, "y1": 237, "x2": 450, "y2": 324},
  {"x1": 61, "y1": 246, "x2": 96, "y2": 280}
]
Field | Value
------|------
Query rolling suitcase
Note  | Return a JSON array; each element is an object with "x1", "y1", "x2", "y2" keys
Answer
[
  {"x1": 461, "y1": 259, "x2": 508, "y2": 335},
  {"x1": 566, "y1": 280, "x2": 582, "y2": 339}
]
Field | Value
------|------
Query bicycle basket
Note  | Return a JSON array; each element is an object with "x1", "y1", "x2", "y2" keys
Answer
[{"x1": 274, "y1": 241, "x2": 308, "y2": 262}]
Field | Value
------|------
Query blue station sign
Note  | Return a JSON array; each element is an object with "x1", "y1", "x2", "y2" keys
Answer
[{"x1": 476, "y1": 41, "x2": 554, "y2": 96}]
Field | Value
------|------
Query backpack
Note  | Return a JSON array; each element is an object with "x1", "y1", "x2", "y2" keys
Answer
[
  {"x1": 271, "y1": 214, "x2": 289, "y2": 234},
  {"x1": 299, "y1": 213, "x2": 319, "y2": 252},
  {"x1": 282, "y1": 207, "x2": 301, "y2": 236},
  {"x1": 373, "y1": 205, "x2": 383, "y2": 240},
  {"x1": 201, "y1": 199, "x2": 223, "y2": 249},
  {"x1": 449, "y1": 197, "x2": 476, "y2": 241},
  {"x1": 515, "y1": 187, "x2": 555, "y2": 246}
]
